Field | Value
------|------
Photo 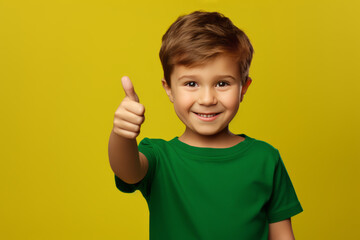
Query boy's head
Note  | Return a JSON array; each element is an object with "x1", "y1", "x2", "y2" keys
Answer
[{"x1": 159, "y1": 10, "x2": 254, "y2": 87}]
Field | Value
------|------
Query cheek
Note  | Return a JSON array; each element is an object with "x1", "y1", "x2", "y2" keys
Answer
[
  {"x1": 221, "y1": 92, "x2": 241, "y2": 110},
  {"x1": 173, "y1": 93, "x2": 194, "y2": 111}
]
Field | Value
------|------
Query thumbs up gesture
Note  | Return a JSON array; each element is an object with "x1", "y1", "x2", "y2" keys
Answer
[{"x1": 113, "y1": 76, "x2": 145, "y2": 139}]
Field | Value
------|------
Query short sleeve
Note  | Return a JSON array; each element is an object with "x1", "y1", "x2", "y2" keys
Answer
[
  {"x1": 114, "y1": 138, "x2": 157, "y2": 200},
  {"x1": 266, "y1": 150, "x2": 303, "y2": 223}
]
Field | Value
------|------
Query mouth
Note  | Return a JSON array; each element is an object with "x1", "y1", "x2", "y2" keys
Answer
[{"x1": 193, "y1": 112, "x2": 221, "y2": 119}]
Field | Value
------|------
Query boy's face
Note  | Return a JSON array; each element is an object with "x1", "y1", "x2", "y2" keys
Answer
[{"x1": 162, "y1": 54, "x2": 251, "y2": 139}]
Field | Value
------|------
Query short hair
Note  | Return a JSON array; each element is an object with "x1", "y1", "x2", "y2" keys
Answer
[{"x1": 159, "y1": 11, "x2": 254, "y2": 87}]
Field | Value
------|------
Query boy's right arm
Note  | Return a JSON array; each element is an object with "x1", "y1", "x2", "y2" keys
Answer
[{"x1": 108, "y1": 76, "x2": 148, "y2": 185}]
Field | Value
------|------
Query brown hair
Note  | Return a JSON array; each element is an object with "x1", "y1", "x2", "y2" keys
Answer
[{"x1": 159, "y1": 11, "x2": 254, "y2": 87}]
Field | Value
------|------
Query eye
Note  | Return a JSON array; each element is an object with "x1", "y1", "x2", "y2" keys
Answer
[
  {"x1": 185, "y1": 81, "x2": 198, "y2": 87},
  {"x1": 216, "y1": 81, "x2": 230, "y2": 87}
]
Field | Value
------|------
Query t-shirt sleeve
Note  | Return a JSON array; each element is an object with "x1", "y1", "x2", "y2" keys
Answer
[
  {"x1": 114, "y1": 138, "x2": 157, "y2": 200},
  {"x1": 266, "y1": 150, "x2": 303, "y2": 223}
]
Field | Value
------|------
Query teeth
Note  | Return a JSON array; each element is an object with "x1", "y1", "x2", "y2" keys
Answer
[{"x1": 198, "y1": 113, "x2": 216, "y2": 118}]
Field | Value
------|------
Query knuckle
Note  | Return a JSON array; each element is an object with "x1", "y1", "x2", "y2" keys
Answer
[
  {"x1": 114, "y1": 113, "x2": 123, "y2": 123},
  {"x1": 139, "y1": 116, "x2": 145, "y2": 124},
  {"x1": 134, "y1": 125, "x2": 140, "y2": 132},
  {"x1": 118, "y1": 99, "x2": 129, "y2": 109},
  {"x1": 128, "y1": 131, "x2": 138, "y2": 139},
  {"x1": 138, "y1": 104, "x2": 145, "y2": 114},
  {"x1": 118, "y1": 101, "x2": 125, "y2": 108},
  {"x1": 112, "y1": 128, "x2": 122, "y2": 136},
  {"x1": 114, "y1": 110, "x2": 122, "y2": 118},
  {"x1": 113, "y1": 120, "x2": 123, "y2": 129},
  {"x1": 113, "y1": 128, "x2": 137, "y2": 139},
  {"x1": 114, "y1": 109, "x2": 128, "y2": 120},
  {"x1": 137, "y1": 117, "x2": 144, "y2": 125}
]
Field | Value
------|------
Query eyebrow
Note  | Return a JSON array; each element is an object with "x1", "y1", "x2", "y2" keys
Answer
[{"x1": 177, "y1": 75, "x2": 237, "y2": 81}]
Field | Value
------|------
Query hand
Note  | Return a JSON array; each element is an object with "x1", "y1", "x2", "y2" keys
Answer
[{"x1": 112, "y1": 76, "x2": 145, "y2": 139}]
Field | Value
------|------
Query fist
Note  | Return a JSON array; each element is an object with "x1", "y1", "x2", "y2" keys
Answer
[{"x1": 112, "y1": 76, "x2": 145, "y2": 139}]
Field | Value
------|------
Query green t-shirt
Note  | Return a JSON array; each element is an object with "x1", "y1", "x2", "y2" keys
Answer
[{"x1": 115, "y1": 134, "x2": 303, "y2": 240}]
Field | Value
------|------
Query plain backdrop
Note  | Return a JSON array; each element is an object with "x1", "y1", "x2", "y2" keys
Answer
[{"x1": 1, "y1": 0, "x2": 359, "y2": 239}]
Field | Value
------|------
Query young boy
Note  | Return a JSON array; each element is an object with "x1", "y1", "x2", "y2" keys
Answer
[{"x1": 108, "y1": 11, "x2": 303, "y2": 240}]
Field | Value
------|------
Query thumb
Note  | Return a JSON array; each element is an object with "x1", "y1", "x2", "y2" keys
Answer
[{"x1": 121, "y1": 76, "x2": 139, "y2": 102}]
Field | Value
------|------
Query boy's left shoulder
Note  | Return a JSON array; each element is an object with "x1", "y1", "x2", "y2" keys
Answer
[{"x1": 247, "y1": 135, "x2": 280, "y2": 158}]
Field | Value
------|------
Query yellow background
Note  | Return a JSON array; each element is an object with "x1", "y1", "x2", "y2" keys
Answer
[{"x1": 1, "y1": 0, "x2": 359, "y2": 239}]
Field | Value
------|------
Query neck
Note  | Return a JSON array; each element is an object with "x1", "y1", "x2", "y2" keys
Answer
[{"x1": 178, "y1": 126, "x2": 243, "y2": 148}]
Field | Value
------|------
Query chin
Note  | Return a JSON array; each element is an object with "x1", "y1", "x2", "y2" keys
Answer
[{"x1": 194, "y1": 127, "x2": 227, "y2": 137}]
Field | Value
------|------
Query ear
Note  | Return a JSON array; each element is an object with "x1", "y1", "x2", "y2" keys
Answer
[
  {"x1": 161, "y1": 78, "x2": 174, "y2": 102},
  {"x1": 240, "y1": 77, "x2": 252, "y2": 102}
]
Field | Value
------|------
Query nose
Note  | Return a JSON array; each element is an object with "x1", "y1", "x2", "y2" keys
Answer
[{"x1": 198, "y1": 87, "x2": 218, "y2": 106}]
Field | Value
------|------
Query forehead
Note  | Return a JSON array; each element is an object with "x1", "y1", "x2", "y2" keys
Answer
[{"x1": 170, "y1": 54, "x2": 240, "y2": 82}]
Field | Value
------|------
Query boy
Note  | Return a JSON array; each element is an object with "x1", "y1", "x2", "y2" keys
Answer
[{"x1": 108, "y1": 11, "x2": 303, "y2": 240}]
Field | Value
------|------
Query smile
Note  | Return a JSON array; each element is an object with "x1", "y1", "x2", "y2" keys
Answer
[
  {"x1": 196, "y1": 113, "x2": 219, "y2": 118},
  {"x1": 193, "y1": 112, "x2": 221, "y2": 121}
]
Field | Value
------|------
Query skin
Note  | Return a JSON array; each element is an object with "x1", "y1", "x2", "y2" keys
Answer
[
  {"x1": 108, "y1": 54, "x2": 295, "y2": 239},
  {"x1": 108, "y1": 76, "x2": 147, "y2": 184},
  {"x1": 268, "y1": 218, "x2": 295, "y2": 240},
  {"x1": 162, "y1": 54, "x2": 251, "y2": 148}
]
